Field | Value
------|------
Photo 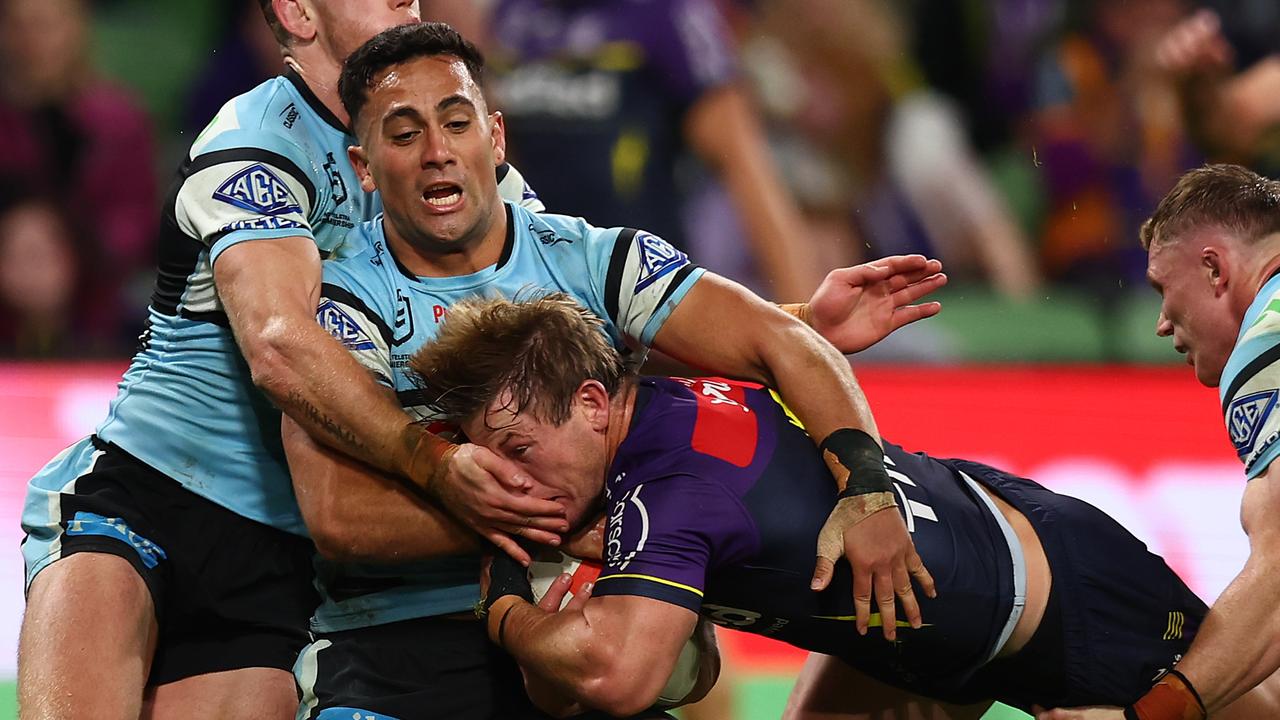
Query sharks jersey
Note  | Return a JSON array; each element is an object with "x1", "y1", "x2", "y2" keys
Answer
[
  {"x1": 310, "y1": 202, "x2": 705, "y2": 631},
  {"x1": 36, "y1": 69, "x2": 541, "y2": 536},
  {"x1": 1221, "y1": 273, "x2": 1280, "y2": 479}
]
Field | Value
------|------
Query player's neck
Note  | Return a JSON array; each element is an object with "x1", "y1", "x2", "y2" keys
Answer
[
  {"x1": 283, "y1": 54, "x2": 350, "y2": 129},
  {"x1": 602, "y1": 379, "x2": 639, "y2": 469},
  {"x1": 384, "y1": 200, "x2": 508, "y2": 278}
]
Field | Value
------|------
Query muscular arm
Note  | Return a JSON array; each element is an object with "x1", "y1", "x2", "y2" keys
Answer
[
  {"x1": 1159, "y1": 466, "x2": 1280, "y2": 712},
  {"x1": 282, "y1": 413, "x2": 476, "y2": 563},
  {"x1": 653, "y1": 272, "x2": 879, "y2": 452},
  {"x1": 490, "y1": 593, "x2": 699, "y2": 717},
  {"x1": 215, "y1": 237, "x2": 430, "y2": 484}
]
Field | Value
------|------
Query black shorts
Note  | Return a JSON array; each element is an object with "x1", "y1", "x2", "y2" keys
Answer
[
  {"x1": 296, "y1": 615, "x2": 677, "y2": 720},
  {"x1": 24, "y1": 437, "x2": 318, "y2": 686},
  {"x1": 952, "y1": 460, "x2": 1208, "y2": 711}
]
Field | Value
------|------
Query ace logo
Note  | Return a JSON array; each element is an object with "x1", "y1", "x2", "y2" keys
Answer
[
  {"x1": 1228, "y1": 389, "x2": 1279, "y2": 455},
  {"x1": 634, "y1": 232, "x2": 686, "y2": 292},
  {"x1": 213, "y1": 163, "x2": 301, "y2": 216}
]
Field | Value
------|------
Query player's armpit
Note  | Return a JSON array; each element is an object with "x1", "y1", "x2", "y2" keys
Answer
[
  {"x1": 497, "y1": 593, "x2": 698, "y2": 718},
  {"x1": 282, "y1": 413, "x2": 477, "y2": 563}
]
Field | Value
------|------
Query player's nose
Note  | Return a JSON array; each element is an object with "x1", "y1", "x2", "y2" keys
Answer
[{"x1": 1155, "y1": 310, "x2": 1173, "y2": 337}]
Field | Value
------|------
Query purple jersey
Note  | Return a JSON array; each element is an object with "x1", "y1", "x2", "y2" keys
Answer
[
  {"x1": 488, "y1": 0, "x2": 737, "y2": 246},
  {"x1": 593, "y1": 377, "x2": 1020, "y2": 700}
]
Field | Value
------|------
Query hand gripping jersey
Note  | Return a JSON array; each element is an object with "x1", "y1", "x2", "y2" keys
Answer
[
  {"x1": 310, "y1": 202, "x2": 704, "y2": 632},
  {"x1": 1220, "y1": 273, "x2": 1280, "y2": 479},
  {"x1": 25, "y1": 70, "x2": 542, "y2": 537},
  {"x1": 592, "y1": 377, "x2": 1022, "y2": 700}
]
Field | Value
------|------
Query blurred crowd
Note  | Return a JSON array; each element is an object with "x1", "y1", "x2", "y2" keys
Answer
[{"x1": 4, "y1": 0, "x2": 1280, "y2": 359}]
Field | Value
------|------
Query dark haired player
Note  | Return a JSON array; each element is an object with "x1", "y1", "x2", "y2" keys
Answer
[
  {"x1": 283, "y1": 21, "x2": 949, "y2": 719},
  {"x1": 411, "y1": 293, "x2": 1280, "y2": 720}
]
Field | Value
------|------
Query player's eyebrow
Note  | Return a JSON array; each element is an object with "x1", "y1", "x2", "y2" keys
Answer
[
  {"x1": 381, "y1": 105, "x2": 425, "y2": 126},
  {"x1": 436, "y1": 95, "x2": 476, "y2": 114}
]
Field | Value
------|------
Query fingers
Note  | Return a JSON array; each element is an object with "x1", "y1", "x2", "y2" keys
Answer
[
  {"x1": 873, "y1": 567, "x2": 898, "y2": 641},
  {"x1": 852, "y1": 565, "x2": 873, "y2": 636},
  {"x1": 894, "y1": 563, "x2": 922, "y2": 630},
  {"x1": 888, "y1": 302, "x2": 943, "y2": 332},
  {"x1": 487, "y1": 530, "x2": 532, "y2": 566},
  {"x1": 565, "y1": 578, "x2": 594, "y2": 611},
  {"x1": 487, "y1": 496, "x2": 569, "y2": 527},
  {"x1": 890, "y1": 273, "x2": 948, "y2": 305},
  {"x1": 494, "y1": 523, "x2": 562, "y2": 547},
  {"x1": 810, "y1": 556, "x2": 835, "y2": 591},
  {"x1": 908, "y1": 552, "x2": 937, "y2": 599},
  {"x1": 537, "y1": 572, "x2": 573, "y2": 611}
]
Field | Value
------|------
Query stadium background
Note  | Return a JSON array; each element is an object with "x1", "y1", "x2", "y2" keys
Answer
[{"x1": 0, "y1": 0, "x2": 1267, "y2": 718}]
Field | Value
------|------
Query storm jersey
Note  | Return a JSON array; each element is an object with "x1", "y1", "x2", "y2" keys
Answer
[
  {"x1": 35, "y1": 70, "x2": 541, "y2": 535},
  {"x1": 593, "y1": 377, "x2": 1023, "y2": 699},
  {"x1": 310, "y1": 202, "x2": 704, "y2": 632},
  {"x1": 1220, "y1": 273, "x2": 1280, "y2": 479}
]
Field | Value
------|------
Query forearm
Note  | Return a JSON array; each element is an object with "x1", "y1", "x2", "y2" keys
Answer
[
  {"x1": 285, "y1": 416, "x2": 476, "y2": 563},
  {"x1": 246, "y1": 314, "x2": 435, "y2": 484},
  {"x1": 489, "y1": 598, "x2": 616, "y2": 705},
  {"x1": 1169, "y1": 548, "x2": 1280, "y2": 711}
]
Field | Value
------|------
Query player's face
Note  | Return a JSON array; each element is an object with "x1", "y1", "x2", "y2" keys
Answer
[
  {"x1": 463, "y1": 389, "x2": 610, "y2": 530},
  {"x1": 1147, "y1": 236, "x2": 1238, "y2": 387},
  {"x1": 312, "y1": 0, "x2": 420, "y2": 63},
  {"x1": 353, "y1": 55, "x2": 506, "y2": 252}
]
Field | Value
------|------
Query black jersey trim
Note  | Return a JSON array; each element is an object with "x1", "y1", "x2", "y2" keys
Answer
[
  {"x1": 605, "y1": 228, "x2": 640, "y2": 325},
  {"x1": 396, "y1": 388, "x2": 430, "y2": 409},
  {"x1": 320, "y1": 283, "x2": 395, "y2": 348},
  {"x1": 187, "y1": 147, "x2": 318, "y2": 211},
  {"x1": 496, "y1": 162, "x2": 511, "y2": 184},
  {"x1": 1222, "y1": 343, "x2": 1280, "y2": 414},
  {"x1": 284, "y1": 67, "x2": 349, "y2": 135},
  {"x1": 495, "y1": 203, "x2": 516, "y2": 271},
  {"x1": 655, "y1": 264, "x2": 699, "y2": 308},
  {"x1": 592, "y1": 574, "x2": 703, "y2": 613},
  {"x1": 179, "y1": 309, "x2": 231, "y2": 328}
]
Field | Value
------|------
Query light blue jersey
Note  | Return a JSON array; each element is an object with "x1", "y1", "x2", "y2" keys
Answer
[
  {"x1": 1221, "y1": 273, "x2": 1280, "y2": 479},
  {"x1": 310, "y1": 201, "x2": 704, "y2": 631},
  {"x1": 24, "y1": 70, "x2": 542, "y2": 550}
]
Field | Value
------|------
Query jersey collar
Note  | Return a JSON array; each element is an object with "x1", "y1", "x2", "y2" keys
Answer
[
  {"x1": 388, "y1": 202, "x2": 518, "y2": 282},
  {"x1": 284, "y1": 68, "x2": 349, "y2": 135}
]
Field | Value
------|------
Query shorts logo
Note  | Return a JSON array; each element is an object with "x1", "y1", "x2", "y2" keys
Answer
[
  {"x1": 634, "y1": 232, "x2": 686, "y2": 292},
  {"x1": 213, "y1": 163, "x2": 301, "y2": 216},
  {"x1": 1227, "y1": 389, "x2": 1278, "y2": 455},
  {"x1": 1162, "y1": 611, "x2": 1186, "y2": 640},
  {"x1": 65, "y1": 512, "x2": 167, "y2": 569},
  {"x1": 317, "y1": 300, "x2": 376, "y2": 351}
]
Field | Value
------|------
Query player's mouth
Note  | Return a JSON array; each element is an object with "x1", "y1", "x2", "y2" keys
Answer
[{"x1": 421, "y1": 182, "x2": 464, "y2": 213}]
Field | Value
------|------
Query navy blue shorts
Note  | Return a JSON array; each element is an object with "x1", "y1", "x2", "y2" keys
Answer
[{"x1": 948, "y1": 460, "x2": 1207, "y2": 711}]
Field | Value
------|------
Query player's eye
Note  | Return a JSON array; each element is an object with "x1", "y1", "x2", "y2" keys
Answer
[
  {"x1": 391, "y1": 130, "x2": 419, "y2": 143},
  {"x1": 512, "y1": 445, "x2": 530, "y2": 458},
  {"x1": 445, "y1": 119, "x2": 470, "y2": 132}
]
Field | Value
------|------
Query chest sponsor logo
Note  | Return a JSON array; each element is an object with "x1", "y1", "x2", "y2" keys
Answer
[
  {"x1": 634, "y1": 232, "x2": 686, "y2": 292},
  {"x1": 1228, "y1": 389, "x2": 1278, "y2": 455},
  {"x1": 213, "y1": 163, "x2": 301, "y2": 216},
  {"x1": 317, "y1": 299, "x2": 376, "y2": 351}
]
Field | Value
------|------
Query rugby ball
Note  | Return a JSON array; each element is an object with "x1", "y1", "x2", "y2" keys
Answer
[{"x1": 527, "y1": 551, "x2": 703, "y2": 707}]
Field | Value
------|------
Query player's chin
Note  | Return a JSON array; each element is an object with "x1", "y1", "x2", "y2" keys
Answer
[{"x1": 1193, "y1": 357, "x2": 1224, "y2": 388}]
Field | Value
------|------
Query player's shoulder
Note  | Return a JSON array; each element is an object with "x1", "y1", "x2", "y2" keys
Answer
[{"x1": 321, "y1": 221, "x2": 397, "y2": 308}]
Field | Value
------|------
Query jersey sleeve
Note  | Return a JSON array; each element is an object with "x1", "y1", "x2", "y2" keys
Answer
[
  {"x1": 593, "y1": 475, "x2": 751, "y2": 612},
  {"x1": 1223, "y1": 312, "x2": 1280, "y2": 478},
  {"x1": 497, "y1": 162, "x2": 545, "y2": 212},
  {"x1": 317, "y1": 259, "x2": 395, "y2": 387},
  {"x1": 174, "y1": 129, "x2": 326, "y2": 263},
  {"x1": 587, "y1": 227, "x2": 706, "y2": 347}
]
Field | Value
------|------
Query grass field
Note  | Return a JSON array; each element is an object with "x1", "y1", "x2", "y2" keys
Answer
[{"x1": 0, "y1": 676, "x2": 1032, "y2": 719}]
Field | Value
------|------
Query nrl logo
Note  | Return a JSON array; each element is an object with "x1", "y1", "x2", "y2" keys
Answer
[{"x1": 1228, "y1": 389, "x2": 1279, "y2": 454}]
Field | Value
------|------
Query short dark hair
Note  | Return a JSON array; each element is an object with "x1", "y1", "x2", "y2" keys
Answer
[
  {"x1": 410, "y1": 293, "x2": 629, "y2": 428},
  {"x1": 339, "y1": 22, "x2": 485, "y2": 128},
  {"x1": 1142, "y1": 164, "x2": 1280, "y2": 251},
  {"x1": 257, "y1": 0, "x2": 291, "y2": 47}
]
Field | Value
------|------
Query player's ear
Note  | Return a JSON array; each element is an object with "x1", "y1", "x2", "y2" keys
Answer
[
  {"x1": 1203, "y1": 247, "x2": 1229, "y2": 296},
  {"x1": 489, "y1": 111, "x2": 507, "y2": 166},
  {"x1": 578, "y1": 380, "x2": 610, "y2": 430},
  {"x1": 274, "y1": 0, "x2": 318, "y2": 43},
  {"x1": 348, "y1": 144, "x2": 377, "y2": 194}
]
